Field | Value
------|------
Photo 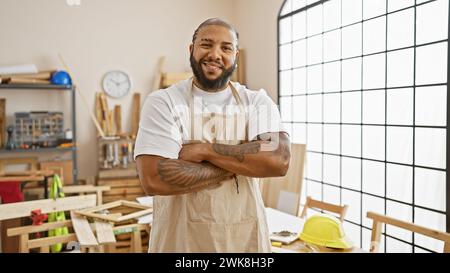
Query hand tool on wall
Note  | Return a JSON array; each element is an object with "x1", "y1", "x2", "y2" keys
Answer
[
  {"x1": 121, "y1": 144, "x2": 128, "y2": 169},
  {"x1": 128, "y1": 142, "x2": 133, "y2": 162},
  {"x1": 113, "y1": 143, "x2": 120, "y2": 167},
  {"x1": 102, "y1": 144, "x2": 110, "y2": 169},
  {"x1": 106, "y1": 143, "x2": 114, "y2": 166}
]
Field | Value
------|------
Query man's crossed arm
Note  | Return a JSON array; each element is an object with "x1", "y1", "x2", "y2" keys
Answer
[{"x1": 136, "y1": 132, "x2": 290, "y2": 196}]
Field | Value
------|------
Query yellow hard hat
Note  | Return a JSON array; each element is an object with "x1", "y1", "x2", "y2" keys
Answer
[{"x1": 299, "y1": 214, "x2": 353, "y2": 249}]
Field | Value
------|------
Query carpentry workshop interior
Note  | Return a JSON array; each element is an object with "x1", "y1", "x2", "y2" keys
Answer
[{"x1": 0, "y1": 0, "x2": 449, "y2": 254}]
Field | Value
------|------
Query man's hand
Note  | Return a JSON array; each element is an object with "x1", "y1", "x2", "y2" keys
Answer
[{"x1": 179, "y1": 143, "x2": 212, "y2": 163}]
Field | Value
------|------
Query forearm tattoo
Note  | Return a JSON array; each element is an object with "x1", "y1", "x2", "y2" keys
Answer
[
  {"x1": 212, "y1": 132, "x2": 290, "y2": 162},
  {"x1": 212, "y1": 142, "x2": 261, "y2": 162},
  {"x1": 157, "y1": 159, "x2": 230, "y2": 189}
]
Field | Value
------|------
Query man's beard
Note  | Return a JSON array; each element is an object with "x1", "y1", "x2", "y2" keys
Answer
[{"x1": 190, "y1": 53, "x2": 237, "y2": 91}]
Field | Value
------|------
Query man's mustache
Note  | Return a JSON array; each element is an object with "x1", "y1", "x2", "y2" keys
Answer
[{"x1": 201, "y1": 59, "x2": 225, "y2": 68}]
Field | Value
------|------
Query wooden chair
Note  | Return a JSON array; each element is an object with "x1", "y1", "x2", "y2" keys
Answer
[
  {"x1": 7, "y1": 219, "x2": 149, "y2": 253},
  {"x1": 2, "y1": 195, "x2": 149, "y2": 253},
  {"x1": 0, "y1": 194, "x2": 96, "y2": 253},
  {"x1": 300, "y1": 196, "x2": 348, "y2": 222},
  {"x1": 260, "y1": 144, "x2": 306, "y2": 216},
  {"x1": 23, "y1": 185, "x2": 111, "y2": 205},
  {"x1": 367, "y1": 211, "x2": 450, "y2": 253}
]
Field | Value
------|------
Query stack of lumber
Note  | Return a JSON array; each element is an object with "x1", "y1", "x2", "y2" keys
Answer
[
  {"x1": 97, "y1": 178, "x2": 145, "y2": 204},
  {"x1": 104, "y1": 205, "x2": 149, "y2": 253},
  {"x1": 95, "y1": 92, "x2": 141, "y2": 138},
  {"x1": 0, "y1": 71, "x2": 55, "y2": 85}
]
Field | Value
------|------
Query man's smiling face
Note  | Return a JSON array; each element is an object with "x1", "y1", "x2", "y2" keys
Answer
[{"x1": 190, "y1": 24, "x2": 239, "y2": 91}]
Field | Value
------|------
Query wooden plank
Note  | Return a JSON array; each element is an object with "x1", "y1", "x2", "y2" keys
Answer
[
  {"x1": 151, "y1": 56, "x2": 165, "y2": 91},
  {"x1": 103, "y1": 195, "x2": 144, "y2": 203},
  {"x1": 370, "y1": 220, "x2": 382, "y2": 253},
  {"x1": 108, "y1": 110, "x2": 114, "y2": 136},
  {"x1": 70, "y1": 211, "x2": 98, "y2": 247},
  {"x1": 40, "y1": 160, "x2": 74, "y2": 185},
  {"x1": 40, "y1": 246, "x2": 50, "y2": 253},
  {"x1": 63, "y1": 185, "x2": 110, "y2": 194},
  {"x1": 28, "y1": 233, "x2": 77, "y2": 249},
  {"x1": 103, "y1": 187, "x2": 145, "y2": 196},
  {"x1": 114, "y1": 105, "x2": 122, "y2": 135},
  {"x1": 75, "y1": 211, "x2": 120, "y2": 222},
  {"x1": 6, "y1": 78, "x2": 51, "y2": 84},
  {"x1": 260, "y1": 144, "x2": 306, "y2": 216},
  {"x1": 0, "y1": 98, "x2": 5, "y2": 148},
  {"x1": 98, "y1": 168, "x2": 138, "y2": 179},
  {"x1": 0, "y1": 71, "x2": 54, "y2": 80},
  {"x1": 161, "y1": 72, "x2": 193, "y2": 88},
  {"x1": 130, "y1": 93, "x2": 140, "y2": 138},
  {"x1": 24, "y1": 185, "x2": 110, "y2": 196},
  {"x1": 0, "y1": 195, "x2": 97, "y2": 221},
  {"x1": 8, "y1": 220, "x2": 72, "y2": 237},
  {"x1": 97, "y1": 178, "x2": 140, "y2": 187},
  {"x1": 131, "y1": 229, "x2": 142, "y2": 253},
  {"x1": 20, "y1": 234, "x2": 29, "y2": 253},
  {"x1": 367, "y1": 212, "x2": 450, "y2": 243},
  {"x1": 94, "y1": 220, "x2": 116, "y2": 244},
  {"x1": 95, "y1": 93, "x2": 103, "y2": 137},
  {"x1": 116, "y1": 208, "x2": 153, "y2": 222},
  {"x1": 121, "y1": 200, "x2": 152, "y2": 210},
  {"x1": 0, "y1": 176, "x2": 45, "y2": 182},
  {"x1": 82, "y1": 200, "x2": 122, "y2": 213},
  {"x1": 100, "y1": 93, "x2": 110, "y2": 135}
]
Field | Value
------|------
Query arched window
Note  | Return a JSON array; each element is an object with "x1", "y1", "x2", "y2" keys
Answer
[{"x1": 278, "y1": 0, "x2": 449, "y2": 253}]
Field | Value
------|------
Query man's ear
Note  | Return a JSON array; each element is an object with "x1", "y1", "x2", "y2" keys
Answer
[{"x1": 189, "y1": 44, "x2": 193, "y2": 54}]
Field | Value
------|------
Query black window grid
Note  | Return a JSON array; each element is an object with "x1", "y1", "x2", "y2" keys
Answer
[{"x1": 277, "y1": 0, "x2": 449, "y2": 253}]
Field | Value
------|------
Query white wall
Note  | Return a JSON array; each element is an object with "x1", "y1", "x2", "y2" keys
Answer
[
  {"x1": 234, "y1": 0, "x2": 284, "y2": 103},
  {"x1": 0, "y1": 0, "x2": 284, "y2": 179}
]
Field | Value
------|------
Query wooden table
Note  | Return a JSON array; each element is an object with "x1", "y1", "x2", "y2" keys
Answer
[
  {"x1": 266, "y1": 208, "x2": 367, "y2": 253},
  {"x1": 272, "y1": 239, "x2": 367, "y2": 253}
]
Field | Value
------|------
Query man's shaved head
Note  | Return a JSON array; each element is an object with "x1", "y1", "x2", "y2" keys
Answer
[{"x1": 192, "y1": 18, "x2": 239, "y2": 48}]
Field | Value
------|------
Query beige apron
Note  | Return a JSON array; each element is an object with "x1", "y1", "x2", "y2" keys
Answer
[{"x1": 149, "y1": 79, "x2": 271, "y2": 252}]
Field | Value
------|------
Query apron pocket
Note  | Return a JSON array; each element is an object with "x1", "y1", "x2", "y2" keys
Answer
[{"x1": 186, "y1": 219, "x2": 258, "y2": 252}]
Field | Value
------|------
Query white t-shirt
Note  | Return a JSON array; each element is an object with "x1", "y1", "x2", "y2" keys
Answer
[{"x1": 134, "y1": 78, "x2": 285, "y2": 160}]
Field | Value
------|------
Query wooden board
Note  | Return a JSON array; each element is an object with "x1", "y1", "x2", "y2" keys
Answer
[
  {"x1": 5, "y1": 78, "x2": 50, "y2": 84},
  {"x1": 95, "y1": 92, "x2": 103, "y2": 136},
  {"x1": 0, "y1": 194, "x2": 97, "y2": 221},
  {"x1": 40, "y1": 160, "x2": 73, "y2": 184},
  {"x1": 103, "y1": 187, "x2": 145, "y2": 197},
  {"x1": 98, "y1": 168, "x2": 137, "y2": 179},
  {"x1": 151, "y1": 56, "x2": 165, "y2": 92},
  {"x1": 161, "y1": 72, "x2": 193, "y2": 88},
  {"x1": 0, "y1": 71, "x2": 54, "y2": 80},
  {"x1": 130, "y1": 93, "x2": 140, "y2": 138},
  {"x1": 231, "y1": 48, "x2": 246, "y2": 84},
  {"x1": 0, "y1": 99, "x2": 5, "y2": 148},
  {"x1": 94, "y1": 220, "x2": 116, "y2": 244},
  {"x1": 70, "y1": 211, "x2": 98, "y2": 247},
  {"x1": 114, "y1": 105, "x2": 122, "y2": 135},
  {"x1": 1, "y1": 218, "x2": 20, "y2": 253},
  {"x1": 97, "y1": 178, "x2": 141, "y2": 187},
  {"x1": 260, "y1": 144, "x2": 306, "y2": 216}
]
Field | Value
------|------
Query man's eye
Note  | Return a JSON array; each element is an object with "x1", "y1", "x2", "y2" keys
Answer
[{"x1": 223, "y1": 47, "x2": 232, "y2": 51}]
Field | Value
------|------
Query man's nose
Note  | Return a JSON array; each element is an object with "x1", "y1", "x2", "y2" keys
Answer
[{"x1": 207, "y1": 45, "x2": 221, "y2": 60}]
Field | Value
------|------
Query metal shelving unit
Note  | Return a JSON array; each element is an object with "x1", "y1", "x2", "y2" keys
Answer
[{"x1": 0, "y1": 83, "x2": 78, "y2": 183}]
